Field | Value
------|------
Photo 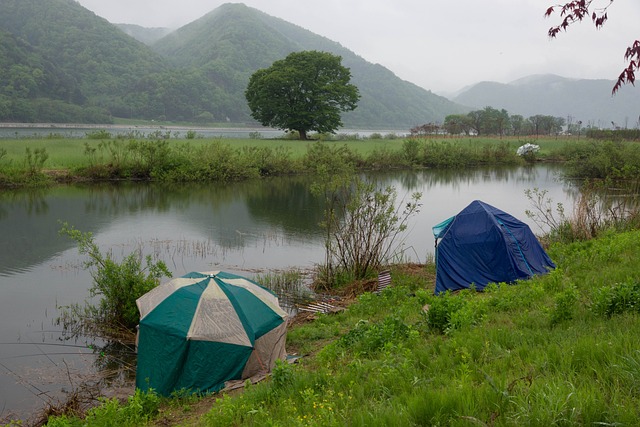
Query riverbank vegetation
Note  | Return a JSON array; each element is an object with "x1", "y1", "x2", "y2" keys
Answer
[
  {"x1": 35, "y1": 223, "x2": 640, "y2": 426},
  {"x1": 4, "y1": 134, "x2": 640, "y2": 426},
  {"x1": 3, "y1": 134, "x2": 639, "y2": 188}
]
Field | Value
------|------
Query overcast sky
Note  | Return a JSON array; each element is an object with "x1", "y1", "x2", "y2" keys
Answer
[{"x1": 75, "y1": 0, "x2": 639, "y2": 95}]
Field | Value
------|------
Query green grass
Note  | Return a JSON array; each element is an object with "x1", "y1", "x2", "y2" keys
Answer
[
  {"x1": 0, "y1": 137, "x2": 402, "y2": 169},
  {"x1": 34, "y1": 229, "x2": 640, "y2": 426},
  {"x1": 0, "y1": 136, "x2": 539, "y2": 187},
  {"x1": 0, "y1": 136, "x2": 574, "y2": 170},
  {"x1": 195, "y1": 231, "x2": 640, "y2": 426}
]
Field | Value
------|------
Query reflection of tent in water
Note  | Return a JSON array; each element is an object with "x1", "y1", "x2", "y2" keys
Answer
[
  {"x1": 433, "y1": 200, "x2": 555, "y2": 294},
  {"x1": 135, "y1": 271, "x2": 288, "y2": 396}
]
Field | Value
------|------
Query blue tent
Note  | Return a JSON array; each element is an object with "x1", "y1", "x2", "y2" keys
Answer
[{"x1": 433, "y1": 200, "x2": 555, "y2": 294}]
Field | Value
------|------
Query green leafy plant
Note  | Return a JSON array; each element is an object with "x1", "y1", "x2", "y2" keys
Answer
[
  {"x1": 24, "y1": 147, "x2": 48, "y2": 176},
  {"x1": 549, "y1": 283, "x2": 579, "y2": 325},
  {"x1": 271, "y1": 359, "x2": 295, "y2": 388},
  {"x1": 328, "y1": 179, "x2": 421, "y2": 281},
  {"x1": 58, "y1": 222, "x2": 171, "y2": 331},
  {"x1": 591, "y1": 279, "x2": 640, "y2": 318}
]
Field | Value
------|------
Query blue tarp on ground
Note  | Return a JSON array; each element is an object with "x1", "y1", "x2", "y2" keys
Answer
[{"x1": 433, "y1": 200, "x2": 555, "y2": 294}]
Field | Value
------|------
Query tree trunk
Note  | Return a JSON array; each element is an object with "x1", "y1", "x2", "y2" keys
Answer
[{"x1": 298, "y1": 129, "x2": 308, "y2": 140}]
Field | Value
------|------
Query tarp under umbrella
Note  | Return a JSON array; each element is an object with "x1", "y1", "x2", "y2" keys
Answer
[{"x1": 135, "y1": 271, "x2": 288, "y2": 396}]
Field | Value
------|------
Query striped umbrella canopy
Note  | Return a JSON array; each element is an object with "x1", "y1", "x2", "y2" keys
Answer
[{"x1": 135, "y1": 271, "x2": 288, "y2": 396}]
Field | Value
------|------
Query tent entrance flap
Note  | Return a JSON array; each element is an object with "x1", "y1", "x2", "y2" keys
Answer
[{"x1": 432, "y1": 216, "x2": 454, "y2": 239}]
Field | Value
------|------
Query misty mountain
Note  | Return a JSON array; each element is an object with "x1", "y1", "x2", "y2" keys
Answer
[
  {"x1": 453, "y1": 74, "x2": 640, "y2": 127},
  {"x1": 116, "y1": 24, "x2": 173, "y2": 45},
  {"x1": 0, "y1": 0, "x2": 466, "y2": 128},
  {"x1": 0, "y1": 0, "x2": 173, "y2": 122},
  {"x1": 150, "y1": 3, "x2": 466, "y2": 128}
]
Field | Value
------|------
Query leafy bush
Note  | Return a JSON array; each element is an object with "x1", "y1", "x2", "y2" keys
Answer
[
  {"x1": 561, "y1": 140, "x2": 640, "y2": 180},
  {"x1": 402, "y1": 138, "x2": 420, "y2": 164},
  {"x1": 326, "y1": 180, "x2": 421, "y2": 281},
  {"x1": 426, "y1": 290, "x2": 487, "y2": 334},
  {"x1": 591, "y1": 280, "x2": 640, "y2": 318},
  {"x1": 271, "y1": 359, "x2": 295, "y2": 388},
  {"x1": 58, "y1": 222, "x2": 171, "y2": 331},
  {"x1": 127, "y1": 140, "x2": 172, "y2": 178},
  {"x1": 44, "y1": 389, "x2": 160, "y2": 426},
  {"x1": 325, "y1": 315, "x2": 415, "y2": 358},
  {"x1": 24, "y1": 147, "x2": 48, "y2": 176},
  {"x1": 549, "y1": 283, "x2": 579, "y2": 325}
]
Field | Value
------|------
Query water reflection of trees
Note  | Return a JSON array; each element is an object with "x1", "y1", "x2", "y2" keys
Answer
[
  {"x1": 0, "y1": 165, "x2": 590, "y2": 275},
  {"x1": 365, "y1": 165, "x2": 564, "y2": 191},
  {"x1": 244, "y1": 177, "x2": 325, "y2": 235}
]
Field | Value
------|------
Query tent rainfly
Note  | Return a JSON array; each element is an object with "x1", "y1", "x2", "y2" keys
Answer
[
  {"x1": 433, "y1": 200, "x2": 555, "y2": 294},
  {"x1": 135, "y1": 271, "x2": 288, "y2": 396}
]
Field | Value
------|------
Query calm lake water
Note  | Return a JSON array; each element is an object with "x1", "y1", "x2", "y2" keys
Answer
[
  {"x1": 0, "y1": 165, "x2": 573, "y2": 420},
  {"x1": 0, "y1": 125, "x2": 408, "y2": 140}
]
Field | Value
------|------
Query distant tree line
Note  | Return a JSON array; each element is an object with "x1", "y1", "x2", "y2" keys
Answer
[
  {"x1": 586, "y1": 128, "x2": 640, "y2": 141},
  {"x1": 411, "y1": 107, "x2": 569, "y2": 138}
]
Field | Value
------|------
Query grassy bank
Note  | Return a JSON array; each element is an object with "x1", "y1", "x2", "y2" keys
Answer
[
  {"x1": 0, "y1": 136, "x2": 570, "y2": 188},
  {"x1": 33, "y1": 228, "x2": 640, "y2": 426},
  {"x1": 3, "y1": 134, "x2": 636, "y2": 189}
]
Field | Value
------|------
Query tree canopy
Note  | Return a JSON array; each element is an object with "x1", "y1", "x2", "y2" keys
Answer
[
  {"x1": 245, "y1": 51, "x2": 360, "y2": 140},
  {"x1": 545, "y1": 1, "x2": 638, "y2": 94},
  {"x1": 440, "y1": 109, "x2": 566, "y2": 137}
]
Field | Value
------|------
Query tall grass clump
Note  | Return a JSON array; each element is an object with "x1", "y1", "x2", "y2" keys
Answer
[
  {"x1": 526, "y1": 182, "x2": 640, "y2": 244},
  {"x1": 591, "y1": 279, "x2": 640, "y2": 318},
  {"x1": 401, "y1": 139, "x2": 520, "y2": 168},
  {"x1": 254, "y1": 268, "x2": 315, "y2": 311},
  {"x1": 43, "y1": 389, "x2": 160, "y2": 427}
]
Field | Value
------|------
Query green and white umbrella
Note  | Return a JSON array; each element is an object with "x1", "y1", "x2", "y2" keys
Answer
[{"x1": 135, "y1": 271, "x2": 288, "y2": 396}]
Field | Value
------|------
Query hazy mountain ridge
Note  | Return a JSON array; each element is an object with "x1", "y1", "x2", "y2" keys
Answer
[
  {"x1": 150, "y1": 3, "x2": 467, "y2": 128},
  {"x1": 0, "y1": 1, "x2": 466, "y2": 127},
  {"x1": 116, "y1": 24, "x2": 173, "y2": 45},
  {"x1": 454, "y1": 74, "x2": 640, "y2": 127}
]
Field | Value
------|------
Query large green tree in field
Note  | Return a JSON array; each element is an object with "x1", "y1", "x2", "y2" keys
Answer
[{"x1": 245, "y1": 51, "x2": 360, "y2": 140}]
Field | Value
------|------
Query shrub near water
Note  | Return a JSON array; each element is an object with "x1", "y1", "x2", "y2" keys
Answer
[
  {"x1": 402, "y1": 139, "x2": 520, "y2": 168},
  {"x1": 58, "y1": 222, "x2": 171, "y2": 331},
  {"x1": 39, "y1": 230, "x2": 640, "y2": 426},
  {"x1": 559, "y1": 139, "x2": 640, "y2": 180}
]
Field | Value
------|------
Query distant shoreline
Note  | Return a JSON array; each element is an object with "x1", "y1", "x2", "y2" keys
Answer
[
  {"x1": 0, "y1": 122, "x2": 269, "y2": 130},
  {"x1": 0, "y1": 123, "x2": 410, "y2": 135}
]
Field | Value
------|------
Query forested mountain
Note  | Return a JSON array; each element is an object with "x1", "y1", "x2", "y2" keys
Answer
[
  {"x1": 0, "y1": 1, "x2": 465, "y2": 127},
  {"x1": 0, "y1": 0, "x2": 222, "y2": 123},
  {"x1": 453, "y1": 74, "x2": 640, "y2": 128},
  {"x1": 152, "y1": 3, "x2": 465, "y2": 128},
  {"x1": 116, "y1": 24, "x2": 172, "y2": 45}
]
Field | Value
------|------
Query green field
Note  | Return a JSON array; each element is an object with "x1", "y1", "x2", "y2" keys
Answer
[{"x1": 0, "y1": 135, "x2": 569, "y2": 170}]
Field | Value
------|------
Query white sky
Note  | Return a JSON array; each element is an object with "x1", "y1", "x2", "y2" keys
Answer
[{"x1": 75, "y1": 0, "x2": 640, "y2": 95}]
